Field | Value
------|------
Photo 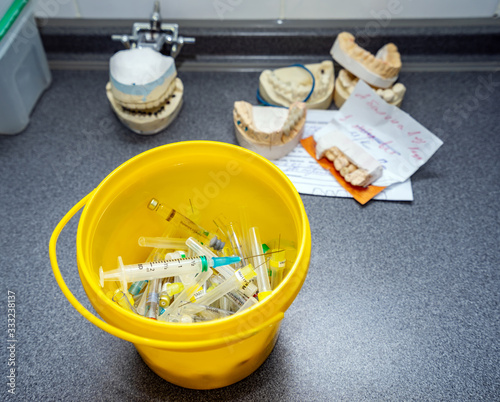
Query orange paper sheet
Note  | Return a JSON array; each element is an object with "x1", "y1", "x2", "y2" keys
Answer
[{"x1": 300, "y1": 136, "x2": 386, "y2": 205}]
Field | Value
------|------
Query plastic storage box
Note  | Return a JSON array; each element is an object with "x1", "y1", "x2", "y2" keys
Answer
[{"x1": 0, "y1": 0, "x2": 51, "y2": 135}]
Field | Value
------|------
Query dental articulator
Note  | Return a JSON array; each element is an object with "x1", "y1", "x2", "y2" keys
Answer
[{"x1": 106, "y1": 1, "x2": 194, "y2": 134}]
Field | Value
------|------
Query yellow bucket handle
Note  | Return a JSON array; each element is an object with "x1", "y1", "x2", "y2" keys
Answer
[{"x1": 49, "y1": 191, "x2": 284, "y2": 352}]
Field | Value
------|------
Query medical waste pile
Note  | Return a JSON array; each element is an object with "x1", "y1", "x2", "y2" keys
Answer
[{"x1": 100, "y1": 197, "x2": 293, "y2": 323}]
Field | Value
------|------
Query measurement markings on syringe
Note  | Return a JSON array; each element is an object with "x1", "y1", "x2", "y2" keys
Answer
[{"x1": 138, "y1": 258, "x2": 200, "y2": 272}]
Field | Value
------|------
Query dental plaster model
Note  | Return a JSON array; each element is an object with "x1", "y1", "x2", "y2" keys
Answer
[
  {"x1": 316, "y1": 129, "x2": 382, "y2": 187},
  {"x1": 258, "y1": 61, "x2": 334, "y2": 109},
  {"x1": 233, "y1": 101, "x2": 307, "y2": 160},
  {"x1": 334, "y1": 69, "x2": 406, "y2": 108},
  {"x1": 330, "y1": 32, "x2": 401, "y2": 89},
  {"x1": 106, "y1": 47, "x2": 183, "y2": 135}
]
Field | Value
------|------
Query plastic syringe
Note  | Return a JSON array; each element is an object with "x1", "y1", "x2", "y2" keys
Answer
[
  {"x1": 186, "y1": 237, "x2": 255, "y2": 308},
  {"x1": 99, "y1": 255, "x2": 241, "y2": 287},
  {"x1": 224, "y1": 221, "x2": 248, "y2": 268},
  {"x1": 209, "y1": 273, "x2": 257, "y2": 309},
  {"x1": 185, "y1": 237, "x2": 235, "y2": 279},
  {"x1": 194, "y1": 264, "x2": 257, "y2": 307},
  {"x1": 163, "y1": 250, "x2": 192, "y2": 284},
  {"x1": 144, "y1": 278, "x2": 161, "y2": 320},
  {"x1": 249, "y1": 227, "x2": 272, "y2": 301}
]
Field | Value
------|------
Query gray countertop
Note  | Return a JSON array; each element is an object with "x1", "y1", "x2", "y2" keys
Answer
[{"x1": 1, "y1": 61, "x2": 499, "y2": 400}]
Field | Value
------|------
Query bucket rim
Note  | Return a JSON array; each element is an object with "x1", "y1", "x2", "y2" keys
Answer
[{"x1": 76, "y1": 140, "x2": 311, "y2": 336}]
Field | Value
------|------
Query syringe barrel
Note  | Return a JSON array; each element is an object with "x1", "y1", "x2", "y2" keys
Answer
[
  {"x1": 195, "y1": 265, "x2": 256, "y2": 307},
  {"x1": 226, "y1": 222, "x2": 247, "y2": 267},
  {"x1": 138, "y1": 237, "x2": 189, "y2": 250},
  {"x1": 249, "y1": 227, "x2": 272, "y2": 294},
  {"x1": 101, "y1": 256, "x2": 207, "y2": 284},
  {"x1": 194, "y1": 277, "x2": 238, "y2": 307},
  {"x1": 210, "y1": 274, "x2": 247, "y2": 307},
  {"x1": 144, "y1": 278, "x2": 161, "y2": 319}
]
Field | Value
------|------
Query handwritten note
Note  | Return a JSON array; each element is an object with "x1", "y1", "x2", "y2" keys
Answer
[
  {"x1": 321, "y1": 80, "x2": 444, "y2": 187},
  {"x1": 273, "y1": 110, "x2": 414, "y2": 201}
]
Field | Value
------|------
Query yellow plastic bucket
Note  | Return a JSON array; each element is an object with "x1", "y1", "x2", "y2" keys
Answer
[{"x1": 50, "y1": 140, "x2": 311, "y2": 389}]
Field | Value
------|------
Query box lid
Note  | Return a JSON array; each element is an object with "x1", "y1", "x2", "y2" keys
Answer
[{"x1": 0, "y1": 0, "x2": 29, "y2": 42}]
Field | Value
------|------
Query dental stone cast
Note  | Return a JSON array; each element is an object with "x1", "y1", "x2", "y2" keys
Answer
[
  {"x1": 110, "y1": 47, "x2": 176, "y2": 106},
  {"x1": 334, "y1": 69, "x2": 406, "y2": 108},
  {"x1": 330, "y1": 32, "x2": 401, "y2": 89},
  {"x1": 258, "y1": 61, "x2": 334, "y2": 109},
  {"x1": 106, "y1": 47, "x2": 183, "y2": 135},
  {"x1": 233, "y1": 101, "x2": 307, "y2": 160},
  {"x1": 315, "y1": 128, "x2": 383, "y2": 187}
]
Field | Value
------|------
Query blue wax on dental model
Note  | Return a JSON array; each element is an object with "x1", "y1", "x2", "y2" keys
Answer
[{"x1": 110, "y1": 61, "x2": 177, "y2": 101}]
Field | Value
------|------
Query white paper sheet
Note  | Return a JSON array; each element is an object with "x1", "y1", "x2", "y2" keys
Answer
[
  {"x1": 273, "y1": 109, "x2": 414, "y2": 201},
  {"x1": 323, "y1": 80, "x2": 444, "y2": 187}
]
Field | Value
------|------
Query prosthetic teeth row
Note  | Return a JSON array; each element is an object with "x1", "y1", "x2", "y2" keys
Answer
[
  {"x1": 315, "y1": 128, "x2": 383, "y2": 187},
  {"x1": 233, "y1": 101, "x2": 307, "y2": 159},
  {"x1": 375, "y1": 84, "x2": 406, "y2": 104},
  {"x1": 264, "y1": 71, "x2": 310, "y2": 104},
  {"x1": 324, "y1": 147, "x2": 374, "y2": 187},
  {"x1": 334, "y1": 68, "x2": 406, "y2": 108},
  {"x1": 106, "y1": 78, "x2": 183, "y2": 135},
  {"x1": 107, "y1": 47, "x2": 183, "y2": 135},
  {"x1": 282, "y1": 104, "x2": 305, "y2": 136},
  {"x1": 115, "y1": 80, "x2": 177, "y2": 111},
  {"x1": 259, "y1": 61, "x2": 334, "y2": 109}
]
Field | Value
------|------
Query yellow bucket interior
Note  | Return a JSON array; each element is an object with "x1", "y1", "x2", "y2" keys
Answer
[{"x1": 75, "y1": 140, "x2": 311, "y2": 389}]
